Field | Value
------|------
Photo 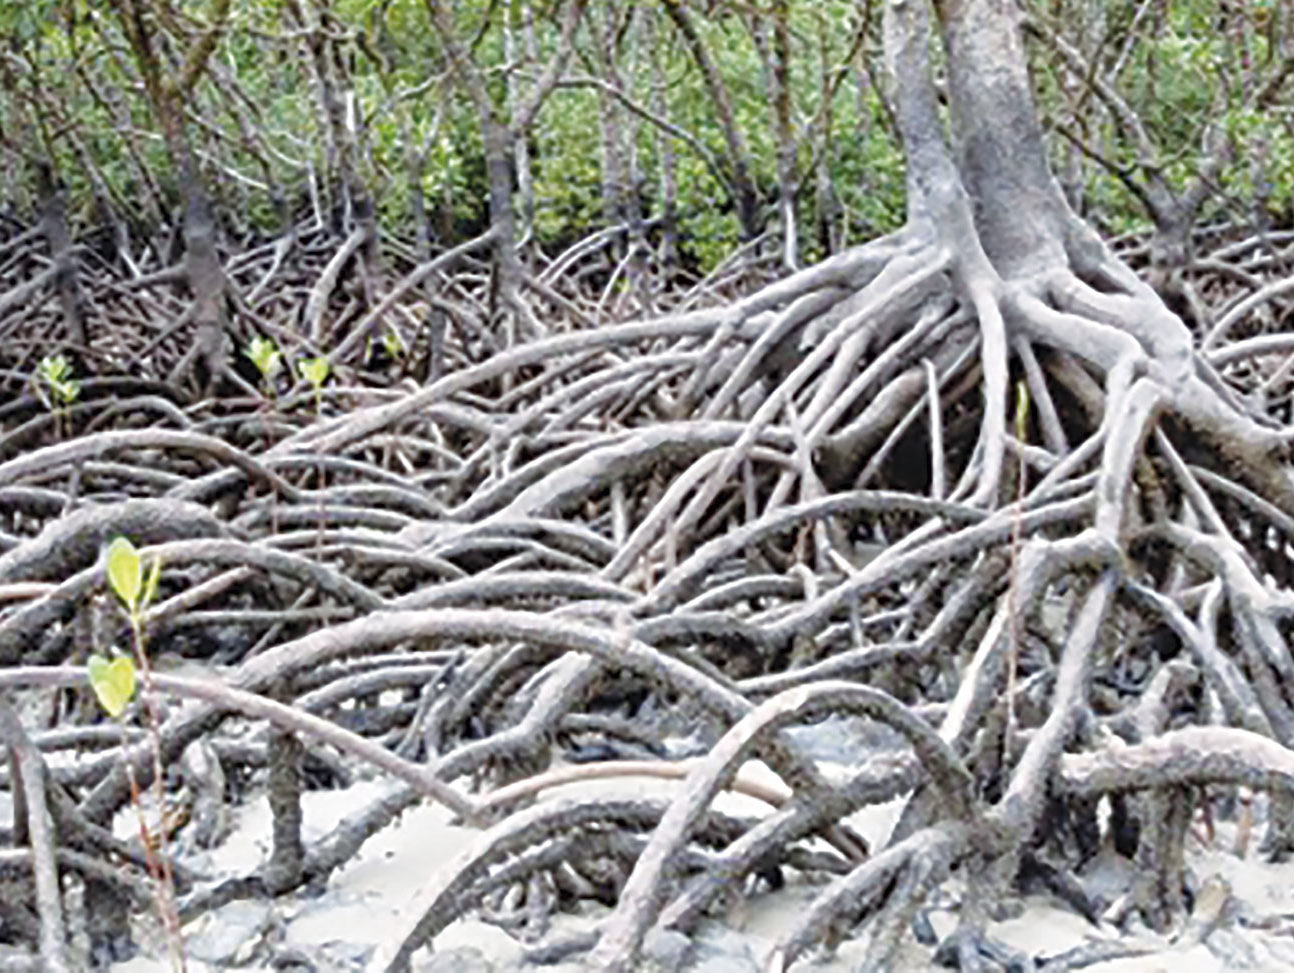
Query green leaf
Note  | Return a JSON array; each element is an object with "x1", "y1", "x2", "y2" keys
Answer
[
  {"x1": 381, "y1": 329, "x2": 406, "y2": 358},
  {"x1": 87, "y1": 654, "x2": 137, "y2": 718},
  {"x1": 53, "y1": 379, "x2": 79, "y2": 405},
  {"x1": 300, "y1": 356, "x2": 331, "y2": 389},
  {"x1": 1014, "y1": 380, "x2": 1030, "y2": 444},
  {"x1": 246, "y1": 337, "x2": 282, "y2": 382},
  {"x1": 38, "y1": 354, "x2": 70, "y2": 385},
  {"x1": 37, "y1": 355, "x2": 80, "y2": 406},
  {"x1": 106, "y1": 536, "x2": 142, "y2": 610},
  {"x1": 143, "y1": 554, "x2": 163, "y2": 609}
]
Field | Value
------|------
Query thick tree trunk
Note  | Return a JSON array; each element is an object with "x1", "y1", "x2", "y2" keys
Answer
[
  {"x1": 36, "y1": 165, "x2": 88, "y2": 353},
  {"x1": 647, "y1": 8, "x2": 680, "y2": 274},
  {"x1": 504, "y1": 4, "x2": 537, "y2": 256},
  {"x1": 751, "y1": 0, "x2": 797, "y2": 269},
  {"x1": 480, "y1": 114, "x2": 538, "y2": 342},
  {"x1": 661, "y1": 0, "x2": 762, "y2": 243}
]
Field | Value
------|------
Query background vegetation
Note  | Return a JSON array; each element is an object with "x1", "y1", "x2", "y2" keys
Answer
[{"x1": 2, "y1": 0, "x2": 1289, "y2": 265}]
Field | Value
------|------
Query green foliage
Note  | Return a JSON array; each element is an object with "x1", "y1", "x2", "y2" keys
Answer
[
  {"x1": 95, "y1": 533, "x2": 178, "y2": 955},
  {"x1": 106, "y1": 535, "x2": 160, "y2": 615},
  {"x1": 94, "y1": 535, "x2": 161, "y2": 718},
  {"x1": 679, "y1": 206, "x2": 742, "y2": 273},
  {"x1": 3, "y1": 0, "x2": 1287, "y2": 272},
  {"x1": 1015, "y1": 380, "x2": 1031, "y2": 444},
  {"x1": 1029, "y1": 0, "x2": 1293, "y2": 234},
  {"x1": 532, "y1": 89, "x2": 604, "y2": 243},
  {"x1": 87, "y1": 653, "x2": 137, "y2": 718},
  {"x1": 36, "y1": 354, "x2": 80, "y2": 408},
  {"x1": 106, "y1": 536, "x2": 143, "y2": 611},
  {"x1": 300, "y1": 356, "x2": 331, "y2": 390},
  {"x1": 246, "y1": 336, "x2": 282, "y2": 386},
  {"x1": 381, "y1": 328, "x2": 406, "y2": 360}
]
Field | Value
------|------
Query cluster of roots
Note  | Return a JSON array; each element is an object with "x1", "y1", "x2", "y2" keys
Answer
[
  {"x1": 5, "y1": 8, "x2": 1294, "y2": 973},
  {"x1": 2, "y1": 192, "x2": 1294, "y2": 970}
]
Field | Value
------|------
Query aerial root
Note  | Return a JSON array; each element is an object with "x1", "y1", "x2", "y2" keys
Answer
[
  {"x1": 8, "y1": 209, "x2": 1294, "y2": 969},
  {"x1": 373, "y1": 798, "x2": 667, "y2": 972},
  {"x1": 856, "y1": 842, "x2": 950, "y2": 969},
  {"x1": 768, "y1": 823, "x2": 971, "y2": 970},
  {"x1": 374, "y1": 796, "x2": 765, "y2": 973},
  {"x1": 585, "y1": 680, "x2": 973, "y2": 969}
]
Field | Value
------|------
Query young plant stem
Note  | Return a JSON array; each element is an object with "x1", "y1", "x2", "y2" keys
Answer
[
  {"x1": 314, "y1": 386, "x2": 325, "y2": 558},
  {"x1": 262, "y1": 400, "x2": 280, "y2": 538},
  {"x1": 124, "y1": 611, "x2": 185, "y2": 972}
]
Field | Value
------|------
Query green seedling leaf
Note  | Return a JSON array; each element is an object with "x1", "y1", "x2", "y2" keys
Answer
[
  {"x1": 106, "y1": 536, "x2": 142, "y2": 611},
  {"x1": 1014, "y1": 380, "x2": 1030, "y2": 443},
  {"x1": 38, "y1": 354, "x2": 71, "y2": 385},
  {"x1": 300, "y1": 356, "x2": 330, "y2": 389},
  {"x1": 37, "y1": 354, "x2": 81, "y2": 407},
  {"x1": 246, "y1": 336, "x2": 282, "y2": 382},
  {"x1": 87, "y1": 653, "x2": 137, "y2": 717},
  {"x1": 381, "y1": 329, "x2": 406, "y2": 359},
  {"x1": 53, "y1": 379, "x2": 79, "y2": 405},
  {"x1": 143, "y1": 554, "x2": 163, "y2": 609}
]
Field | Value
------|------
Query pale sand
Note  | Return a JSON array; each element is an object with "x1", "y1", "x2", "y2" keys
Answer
[{"x1": 112, "y1": 763, "x2": 1294, "y2": 972}]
